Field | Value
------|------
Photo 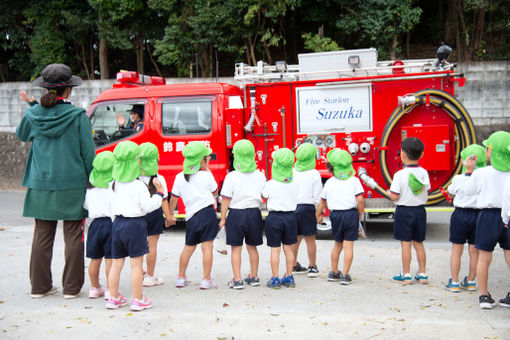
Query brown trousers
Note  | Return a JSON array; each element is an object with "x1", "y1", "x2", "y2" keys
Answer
[{"x1": 30, "y1": 219, "x2": 85, "y2": 295}]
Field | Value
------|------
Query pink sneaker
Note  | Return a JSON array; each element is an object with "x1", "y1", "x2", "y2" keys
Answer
[
  {"x1": 200, "y1": 278, "x2": 217, "y2": 290},
  {"x1": 106, "y1": 293, "x2": 128, "y2": 309},
  {"x1": 143, "y1": 275, "x2": 164, "y2": 287},
  {"x1": 175, "y1": 276, "x2": 189, "y2": 288},
  {"x1": 130, "y1": 294, "x2": 153, "y2": 311},
  {"x1": 88, "y1": 286, "x2": 105, "y2": 298},
  {"x1": 104, "y1": 289, "x2": 111, "y2": 301}
]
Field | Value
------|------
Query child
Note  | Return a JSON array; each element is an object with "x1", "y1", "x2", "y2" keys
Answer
[
  {"x1": 107, "y1": 141, "x2": 164, "y2": 311},
  {"x1": 262, "y1": 148, "x2": 299, "y2": 289},
  {"x1": 168, "y1": 141, "x2": 219, "y2": 289},
  {"x1": 84, "y1": 151, "x2": 115, "y2": 299},
  {"x1": 316, "y1": 149, "x2": 364, "y2": 285},
  {"x1": 388, "y1": 137, "x2": 430, "y2": 284},
  {"x1": 292, "y1": 143, "x2": 322, "y2": 277},
  {"x1": 444, "y1": 144, "x2": 486, "y2": 292},
  {"x1": 219, "y1": 139, "x2": 266, "y2": 289},
  {"x1": 139, "y1": 142, "x2": 172, "y2": 287},
  {"x1": 464, "y1": 131, "x2": 510, "y2": 309}
]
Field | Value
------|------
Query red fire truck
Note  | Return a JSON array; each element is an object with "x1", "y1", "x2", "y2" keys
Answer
[{"x1": 87, "y1": 48, "x2": 475, "y2": 227}]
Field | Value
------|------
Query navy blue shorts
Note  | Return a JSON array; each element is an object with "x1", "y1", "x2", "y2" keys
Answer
[
  {"x1": 111, "y1": 216, "x2": 149, "y2": 259},
  {"x1": 330, "y1": 209, "x2": 359, "y2": 242},
  {"x1": 86, "y1": 217, "x2": 113, "y2": 259},
  {"x1": 145, "y1": 207, "x2": 164, "y2": 236},
  {"x1": 393, "y1": 205, "x2": 426, "y2": 242},
  {"x1": 226, "y1": 208, "x2": 263, "y2": 246},
  {"x1": 449, "y1": 207, "x2": 478, "y2": 244},
  {"x1": 185, "y1": 205, "x2": 218, "y2": 246},
  {"x1": 295, "y1": 204, "x2": 317, "y2": 236},
  {"x1": 265, "y1": 211, "x2": 298, "y2": 247},
  {"x1": 475, "y1": 208, "x2": 510, "y2": 251}
]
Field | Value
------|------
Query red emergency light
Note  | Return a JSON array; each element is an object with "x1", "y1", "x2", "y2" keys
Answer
[{"x1": 116, "y1": 70, "x2": 166, "y2": 86}]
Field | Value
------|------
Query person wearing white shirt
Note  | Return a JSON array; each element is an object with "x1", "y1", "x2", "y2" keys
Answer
[
  {"x1": 387, "y1": 137, "x2": 430, "y2": 285},
  {"x1": 291, "y1": 143, "x2": 322, "y2": 278},
  {"x1": 168, "y1": 142, "x2": 219, "y2": 290},
  {"x1": 262, "y1": 148, "x2": 299, "y2": 289},
  {"x1": 219, "y1": 140, "x2": 266, "y2": 290},
  {"x1": 444, "y1": 144, "x2": 486, "y2": 293},
  {"x1": 316, "y1": 149, "x2": 364, "y2": 285}
]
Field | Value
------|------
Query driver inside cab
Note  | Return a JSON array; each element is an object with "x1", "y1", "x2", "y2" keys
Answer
[{"x1": 117, "y1": 104, "x2": 144, "y2": 132}]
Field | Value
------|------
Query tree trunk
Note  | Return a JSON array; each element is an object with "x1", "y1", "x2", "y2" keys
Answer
[
  {"x1": 99, "y1": 38, "x2": 109, "y2": 79},
  {"x1": 390, "y1": 33, "x2": 398, "y2": 60},
  {"x1": 471, "y1": 6, "x2": 486, "y2": 60},
  {"x1": 146, "y1": 42, "x2": 163, "y2": 77},
  {"x1": 89, "y1": 37, "x2": 95, "y2": 80},
  {"x1": 136, "y1": 31, "x2": 144, "y2": 74}
]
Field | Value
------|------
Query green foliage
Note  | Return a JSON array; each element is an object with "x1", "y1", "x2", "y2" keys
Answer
[{"x1": 302, "y1": 32, "x2": 341, "y2": 52}]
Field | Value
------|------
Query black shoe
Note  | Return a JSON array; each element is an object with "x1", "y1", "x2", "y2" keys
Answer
[
  {"x1": 479, "y1": 293, "x2": 496, "y2": 309},
  {"x1": 328, "y1": 271, "x2": 341, "y2": 282},
  {"x1": 307, "y1": 265, "x2": 319, "y2": 278},
  {"x1": 292, "y1": 262, "x2": 307, "y2": 275},
  {"x1": 340, "y1": 273, "x2": 352, "y2": 285},
  {"x1": 499, "y1": 292, "x2": 510, "y2": 308}
]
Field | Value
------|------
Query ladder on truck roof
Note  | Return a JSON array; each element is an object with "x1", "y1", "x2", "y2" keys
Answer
[{"x1": 234, "y1": 48, "x2": 452, "y2": 83}]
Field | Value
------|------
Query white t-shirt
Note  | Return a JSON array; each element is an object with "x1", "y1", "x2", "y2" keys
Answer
[
  {"x1": 501, "y1": 177, "x2": 510, "y2": 225},
  {"x1": 110, "y1": 180, "x2": 163, "y2": 217},
  {"x1": 465, "y1": 165, "x2": 510, "y2": 209},
  {"x1": 171, "y1": 170, "x2": 218, "y2": 220},
  {"x1": 220, "y1": 170, "x2": 266, "y2": 209},
  {"x1": 262, "y1": 179, "x2": 298, "y2": 212},
  {"x1": 139, "y1": 174, "x2": 169, "y2": 199},
  {"x1": 447, "y1": 174, "x2": 477, "y2": 208},
  {"x1": 84, "y1": 186, "x2": 113, "y2": 218},
  {"x1": 293, "y1": 168, "x2": 322, "y2": 205},
  {"x1": 389, "y1": 166, "x2": 430, "y2": 206},
  {"x1": 321, "y1": 176, "x2": 364, "y2": 210}
]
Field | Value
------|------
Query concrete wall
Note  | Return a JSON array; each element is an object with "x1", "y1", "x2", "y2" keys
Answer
[{"x1": 0, "y1": 62, "x2": 508, "y2": 190}]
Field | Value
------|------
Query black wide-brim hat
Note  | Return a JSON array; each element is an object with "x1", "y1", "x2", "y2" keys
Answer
[{"x1": 32, "y1": 63, "x2": 83, "y2": 88}]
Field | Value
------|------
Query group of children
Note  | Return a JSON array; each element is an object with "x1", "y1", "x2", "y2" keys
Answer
[{"x1": 83, "y1": 131, "x2": 510, "y2": 312}]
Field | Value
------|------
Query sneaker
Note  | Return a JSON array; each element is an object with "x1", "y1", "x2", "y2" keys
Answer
[
  {"x1": 175, "y1": 276, "x2": 189, "y2": 288},
  {"x1": 292, "y1": 262, "x2": 308, "y2": 275},
  {"x1": 393, "y1": 272, "x2": 412, "y2": 284},
  {"x1": 106, "y1": 293, "x2": 128, "y2": 309},
  {"x1": 63, "y1": 293, "x2": 80, "y2": 299},
  {"x1": 479, "y1": 293, "x2": 496, "y2": 309},
  {"x1": 307, "y1": 265, "x2": 319, "y2": 278},
  {"x1": 88, "y1": 286, "x2": 105, "y2": 298},
  {"x1": 244, "y1": 275, "x2": 260, "y2": 286},
  {"x1": 266, "y1": 276, "x2": 281, "y2": 289},
  {"x1": 460, "y1": 276, "x2": 477, "y2": 291},
  {"x1": 498, "y1": 292, "x2": 510, "y2": 308},
  {"x1": 339, "y1": 273, "x2": 352, "y2": 285},
  {"x1": 444, "y1": 278, "x2": 460, "y2": 292},
  {"x1": 143, "y1": 275, "x2": 164, "y2": 287},
  {"x1": 200, "y1": 278, "x2": 217, "y2": 290},
  {"x1": 281, "y1": 275, "x2": 296, "y2": 288},
  {"x1": 130, "y1": 294, "x2": 153, "y2": 311},
  {"x1": 328, "y1": 271, "x2": 341, "y2": 282},
  {"x1": 31, "y1": 286, "x2": 58, "y2": 299},
  {"x1": 414, "y1": 272, "x2": 428, "y2": 284},
  {"x1": 227, "y1": 279, "x2": 244, "y2": 290},
  {"x1": 104, "y1": 289, "x2": 111, "y2": 301}
]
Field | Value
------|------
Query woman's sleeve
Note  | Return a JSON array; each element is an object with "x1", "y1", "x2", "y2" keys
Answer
[
  {"x1": 78, "y1": 112, "x2": 96, "y2": 176},
  {"x1": 15, "y1": 112, "x2": 32, "y2": 142}
]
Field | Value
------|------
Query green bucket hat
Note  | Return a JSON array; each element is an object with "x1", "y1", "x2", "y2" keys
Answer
[
  {"x1": 233, "y1": 139, "x2": 257, "y2": 173},
  {"x1": 271, "y1": 148, "x2": 295, "y2": 183},
  {"x1": 112, "y1": 141, "x2": 142, "y2": 183},
  {"x1": 140, "y1": 142, "x2": 159, "y2": 176},
  {"x1": 482, "y1": 131, "x2": 510, "y2": 172},
  {"x1": 182, "y1": 141, "x2": 212, "y2": 175},
  {"x1": 408, "y1": 173, "x2": 426, "y2": 195},
  {"x1": 295, "y1": 143, "x2": 317, "y2": 172},
  {"x1": 460, "y1": 144, "x2": 487, "y2": 173},
  {"x1": 89, "y1": 151, "x2": 114, "y2": 188},
  {"x1": 327, "y1": 149, "x2": 354, "y2": 180}
]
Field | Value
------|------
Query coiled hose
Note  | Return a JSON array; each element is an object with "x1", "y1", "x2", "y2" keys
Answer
[{"x1": 377, "y1": 88, "x2": 477, "y2": 205}]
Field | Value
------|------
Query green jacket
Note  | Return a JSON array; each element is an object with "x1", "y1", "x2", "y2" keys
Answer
[{"x1": 16, "y1": 102, "x2": 95, "y2": 190}]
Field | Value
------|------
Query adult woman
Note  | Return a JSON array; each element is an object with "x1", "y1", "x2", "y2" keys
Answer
[{"x1": 16, "y1": 63, "x2": 96, "y2": 299}]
